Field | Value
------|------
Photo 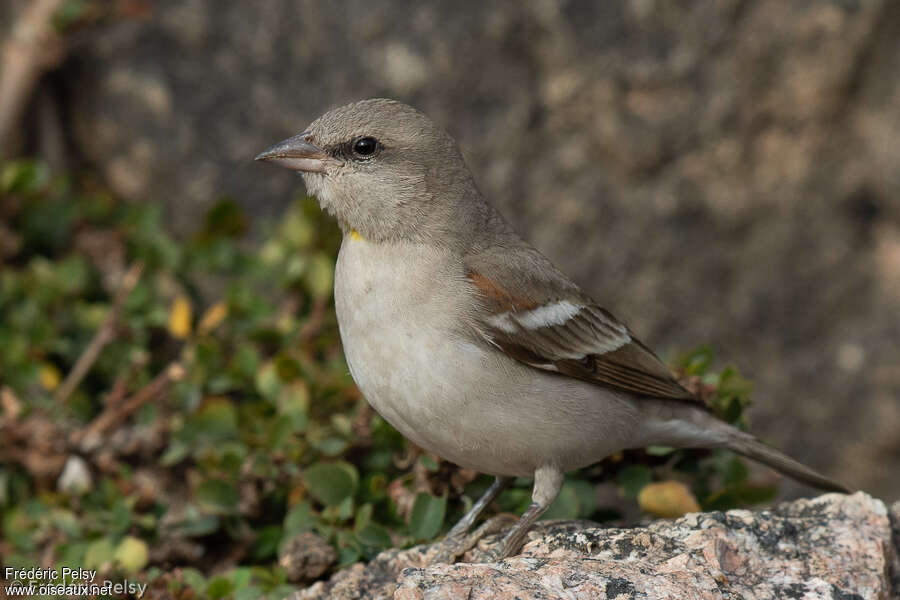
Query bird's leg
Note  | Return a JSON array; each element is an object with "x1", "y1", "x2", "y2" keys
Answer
[
  {"x1": 429, "y1": 476, "x2": 511, "y2": 564},
  {"x1": 480, "y1": 465, "x2": 563, "y2": 561},
  {"x1": 447, "y1": 476, "x2": 512, "y2": 538}
]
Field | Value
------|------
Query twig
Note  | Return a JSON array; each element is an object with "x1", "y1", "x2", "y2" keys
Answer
[
  {"x1": 297, "y1": 296, "x2": 329, "y2": 341},
  {"x1": 103, "y1": 368, "x2": 132, "y2": 409},
  {"x1": 55, "y1": 262, "x2": 143, "y2": 403},
  {"x1": 0, "y1": 0, "x2": 68, "y2": 158},
  {"x1": 73, "y1": 361, "x2": 185, "y2": 450}
]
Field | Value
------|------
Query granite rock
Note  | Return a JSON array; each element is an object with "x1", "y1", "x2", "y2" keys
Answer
[{"x1": 296, "y1": 492, "x2": 899, "y2": 600}]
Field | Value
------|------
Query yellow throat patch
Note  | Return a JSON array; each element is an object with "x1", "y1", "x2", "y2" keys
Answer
[{"x1": 349, "y1": 229, "x2": 364, "y2": 241}]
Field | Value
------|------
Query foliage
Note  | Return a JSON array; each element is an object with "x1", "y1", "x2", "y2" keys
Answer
[{"x1": 0, "y1": 160, "x2": 774, "y2": 598}]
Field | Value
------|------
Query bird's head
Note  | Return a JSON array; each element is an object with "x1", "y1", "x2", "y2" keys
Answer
[{"x1": 256, "y1": 99, "x2": 483, "y2": 244}]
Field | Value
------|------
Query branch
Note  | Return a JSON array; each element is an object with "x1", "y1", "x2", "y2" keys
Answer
[
  {"x1": 0, "y1": 0, "x2": 67, "y2": 158},
  {"x1": 55, "y1": 262, "x2": 143, "y2": 403},
  {"x1": 73, "y1": 361, "x2": 185, "y2": 451}
]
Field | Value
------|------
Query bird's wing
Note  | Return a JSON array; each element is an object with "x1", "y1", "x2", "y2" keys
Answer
[{"x1": 465, "y1": 248, "x2": 699, "y2": 404}]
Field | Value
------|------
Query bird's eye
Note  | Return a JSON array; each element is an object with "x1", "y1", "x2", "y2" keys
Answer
[{"x1": 352, "y1": 136, "x2": 378, "y2": 158}]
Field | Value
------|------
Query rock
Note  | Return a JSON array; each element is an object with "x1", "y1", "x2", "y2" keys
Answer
[
  {"x1": 57, "y1": 455, "x2": 92, "y2": 495},
  {"x1": 295, "y1": 492, "x2": 898, "y2": 600},
  {"x1": 279, "y1": 532, "x2": 338, "y2": 582},
  {"x1": 890, "y1": 501, "x2": 900, "y2": 596},
  {"x1": 30, "y1": 0, "x2": 900, "y2": 501}
]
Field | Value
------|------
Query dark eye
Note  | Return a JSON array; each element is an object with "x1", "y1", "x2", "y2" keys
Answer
[{"x1": 352, "y1": 136, "x2": 378, "y2": 158}]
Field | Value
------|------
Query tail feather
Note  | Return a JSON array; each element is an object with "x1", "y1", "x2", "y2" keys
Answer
[
  {"x1": 641, "y1": 403, "x2": 851, "y2": 493},
  {"x1": 724, "y1": 432, "x2": 851, "y2": 494}
]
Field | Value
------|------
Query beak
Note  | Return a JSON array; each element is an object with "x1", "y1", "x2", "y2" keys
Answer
[{"x1": 254, "y1": 132, "x2": 330, "y2": 173}]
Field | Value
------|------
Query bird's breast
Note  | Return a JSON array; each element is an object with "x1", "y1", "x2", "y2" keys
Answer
[{"x1": 333, "y1": 235, "x2": 478, "y2": 448}]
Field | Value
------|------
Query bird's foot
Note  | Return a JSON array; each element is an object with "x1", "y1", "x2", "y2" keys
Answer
[
  {"x1": 427, "y1": 513, "x2": 517, "y2": 565},
  {"x1": 467, "y1": 513, "x2": 541, "y2": 563},
  {"x1": 467, "y1": 535, "x2": 517, "y2": 564}
]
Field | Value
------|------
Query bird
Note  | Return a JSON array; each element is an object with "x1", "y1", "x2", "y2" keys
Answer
[{"x1": 255, "y1": 98, "x2": 849, "y2": 562}]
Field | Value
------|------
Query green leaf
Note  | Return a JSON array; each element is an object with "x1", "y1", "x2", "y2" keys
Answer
[
  {"x1": 283, "y1": 500, "x2": 315, "y2": 536},
  {"x1": 720, "y1": 454, "x2": 750, "y2": 486},
  {"x1": 366, "y1": 474, "x2": 388, "y2": 499},
  {"x1": 227, "y1": 567, "x2": 253, "y2": 589},
  {"x1": 207, "y1": 576, "x2": 233, "y2": 599},
  {"x1": 543, "y1": 483, "x2": 580, "y2": 520},
  {"x1": 203, "y1": 199, "x2": 248, "y2": 238},
  {"x1": 496, "y1": 487, "x2": 532, "y2": 514},
  {"x1": 337, "y1": 544, "x2": 361, "y2": 567},
  {"x1": 50, "y1": 508, "x2": 81, "y2": 537},
  {"x1": 304, "y1": 462, "x2": 358, "y2": 507},
  {"x1": 277, "y1": 381, "x2": 310, "y2": 431},
  {"x1": 676, "y1": 346, "x2": 714, "y2": 376},
  {"x1": 234, "y1": 586, "x2": 265, "y2": 600},
  {"x1": 1, "y1": 160, "x2": 49, "y2": 194},
  {"x1": 252, "y1": 526, "x2": 282, "y2": 560},
  {"x1": 714, "y1": 367, "x2": 754, "y2": 425},
  {"x1": 195, "y1": 479, "x2": 240, "y2": 514},
  {"x1": 569, "y1": 479, "x2": 598, "y2": 517},
  {"x1": 718, "y1": 367, "x2": 753, "y2": 399},
  {"x1": 356, "y1": 522, "x2": 392, "y2": 548},
  {"x1": 274, "y1": 353, "x2": 303, "y2": 382},
  {"x1": 419, "y1": 455, "x2": 439, "y2": 472},
  {"x1": 191, "y1": 398, "x2": 240, "y2": 442},
  {"x1": 281, "y1": 204, "x2": 316, "y2": 248},
  {"x1": 159, "y1": 439, "x2": 191, "y2": 466},
  {"x1": 310, "y1": 436, "x2": 350, "y2": 456},
  {"x1": 733, "y1": 484, "x2": 777, "y2": 505},
  {"x1": 166, "y1": 507, "x2": 220, "y2": 537},
  {"x1": 702, "y1": 483, "x2": 776, "y2": 511},
  {"x1": 255, "y1": 361, "x2": 282, "y2": 400},
  {"x1": 266, "y1": 583, "x2": 299, "y2": 600},
  {"x1": 306, "y1": 253, "x2": 335, "y2": 298},
  {"x1": 55, "y1": 255, "x2": 89, "y2": 295},
  {"x1": 617, "y1": 465, "x2": 653, "y2": 498},
  {"x1": 57, "y1": 541, "x2": 89, "y2": 568},
  {"x1": 106, "y1": 497, "x2": 133, "y2": 535},
  {"x1": 354, "y1": 503, "x2": 373, "y2": 531},
  {"x1": 83, "y1": 537, "x2": 115, "y2": 570},
  {"x1": 334, "y1": 496, "x2": 355, "y2": 523},
  {"x1": 408, "y1": 492, "x2": 447, "y2": 540},
  {"x1": 180, "y1": 568, "x2": 207, "y2": 593}
]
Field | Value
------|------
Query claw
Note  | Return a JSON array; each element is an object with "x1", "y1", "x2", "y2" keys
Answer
[{"x1": 427, "y1": 513, "x2": 518, "y2": 565}]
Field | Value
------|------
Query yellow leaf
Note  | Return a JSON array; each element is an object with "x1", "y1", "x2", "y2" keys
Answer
[
  {"x1": 113, "y1": 536, "x2": 149, "y2": 573},
  {"x1": 198, "y1": 301, "x2": 228, "y2": 334},
  {"x1": 39, "y1": 363, "x2": 61, "y2": 391},
  {"x1": 638, "y1": 481, "x2": 700, "y2": 518},
  {"x1": 168, "y1": 295, "x2": 192, "y2": 339}
]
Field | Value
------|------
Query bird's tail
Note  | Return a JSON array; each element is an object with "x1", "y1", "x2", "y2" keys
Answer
[
  {"x1": 722, "y1": 429, "x2": 850, "y2": 493},
  {"x1": 642, "y1": 403, "x2": 851, "y2": 493}
]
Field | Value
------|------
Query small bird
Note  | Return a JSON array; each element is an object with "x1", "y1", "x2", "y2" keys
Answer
[{"x1": 256, "y1": 99, "x2": 849, "y2": 561}]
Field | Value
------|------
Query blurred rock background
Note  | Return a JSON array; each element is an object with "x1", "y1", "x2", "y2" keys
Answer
[{"x1": 4, "y1": 0, "x2": 899, "y2": 501}]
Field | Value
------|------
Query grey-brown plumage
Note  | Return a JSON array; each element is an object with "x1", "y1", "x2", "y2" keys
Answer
[{"x1": 256, "y1": 98, "x2": 849, "y2": 562}]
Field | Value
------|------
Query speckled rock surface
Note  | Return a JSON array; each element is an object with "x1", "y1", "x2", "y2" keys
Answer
[
  {"x1": 20, "y1": 0, "x2": 898, "y2": 501},
  {"x1": 295, "y1": 493, "x2": 898, "y2": 600}
]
